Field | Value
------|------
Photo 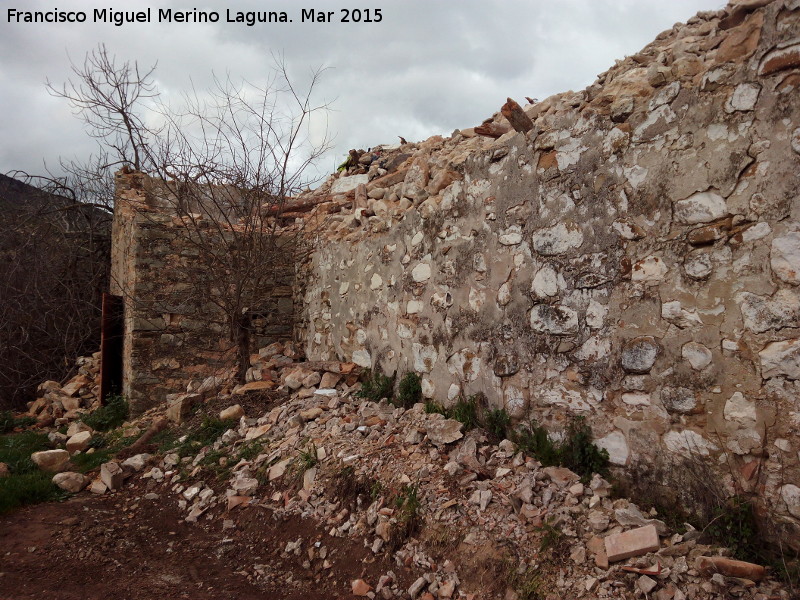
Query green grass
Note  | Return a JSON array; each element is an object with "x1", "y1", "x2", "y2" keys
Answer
[
  {"x1": 0, "y1": 431, "x2": 65, "y2": 514},
  {"x1": 0, "y1": 431, "x2": 52, "y2": 474},
  {"x1": 0, "y1": 471, "x2": 67, "y2": 513},
  {"x1": 81, "y1": 394, "x2": 129, "y2": 432},
  {"x1": 424, "y1": 400, "x2": 447, "y2": 415}
]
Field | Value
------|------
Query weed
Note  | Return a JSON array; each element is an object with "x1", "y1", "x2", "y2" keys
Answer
[
  {"x1": 237, "y1": 441, "x2": 263, "y2": 461},
  {"x1": 424, "y1": 400, "x2": 447, "y2": 415},
  {"x1": 484, "y1": 407, "x2": 511, "y2": 440},
  {"x1": 0, "y1": 431, "x2": 51, "y2": 474},
  {"x1": 558, "y1": 417, "x2": 610, "y2": 482},
  {"x1": 396, "y1": 372, "x2": 422, "y2": 409},
  {"x1": 0, "y1": 412, "x2": 36, "y2": 434},
  {"x1": 81, "y1": 394, "x2": 129, "y2": 432},
  {"x1": 388, "y1": 483, "x2": 422, "y2": 550},
  {"x1": 172, "y1": 417, "x2": 236, "y2": 457},
  {"x1": 297, "y1": 443, "x2": 319, "y2": 471},
  {"x1": 357, "y1": 369, "x2": 395, "y2": 404},
  {"x1": 514, "y1": 422, "x2": 560, "y2": 467},
  {"x1": 704, "y1": 495, "x2": 760, "y2": 563},
  {"x1": 448, "y1": 395, "x2": 480, "y2": 431},
  {"x1": 513, "y1": 416, "x2": 609, "y2": 483},
  {"x1": 331, "y1": 464, "x2": 379, "y2": 507},
  {"x1": 537, "y1": 518, "x2": 567, "y2": 555},
  {"x1": 505, "y1": 561, "x2": 543, "y2": 600}
]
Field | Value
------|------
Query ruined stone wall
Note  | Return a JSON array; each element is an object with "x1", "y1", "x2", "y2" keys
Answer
[
  {"x1": 300, "y1": 1, "x2": 800, "y2": 526},
  {"x1": 111, "y1": 172, "x2": 296, "y2": 414}
]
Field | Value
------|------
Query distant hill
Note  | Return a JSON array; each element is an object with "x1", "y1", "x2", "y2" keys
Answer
[
  {"x1": 0, "y1": 172, "x2": 110, "y2": 234},
  {"x1": 0, "y1": 172, "x2": 111, "y2": 410}
]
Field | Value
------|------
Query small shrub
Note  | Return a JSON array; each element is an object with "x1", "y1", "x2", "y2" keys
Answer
[
  {"x1": 297, "y1": 443, "x2": 319, "y2": 471},
  {"x1": 448, "y1": 395, "x2": 480, "y2": 431},
  {"x1": 484, "y1": 408, "x2": 511, "y2": 440},
  {"x1": 396, "y1": 372, "x2": 422, "y2": 408},
  {"x1": 82, "y1": 394, "x2": 129, "y2": 432},
  {"x1": 558, "y1": 416, "x2": 610, "y2": 482},
  {"x1": 513, "y1": 416, "x2": 609, "y2": 483},
  {"x1": 357, "y1": 369, "x2": 395, "y2": 403}
]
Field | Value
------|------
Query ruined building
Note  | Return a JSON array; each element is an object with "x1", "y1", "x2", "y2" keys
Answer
[{"x1": 111, "y1": 0, "x2": 800, "y2": 531}]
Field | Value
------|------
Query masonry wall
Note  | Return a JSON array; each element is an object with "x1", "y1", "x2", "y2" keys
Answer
[
  {"x1": 111, "y1": 172, "x2": 296, "y2": 414},
  {"x1": 300, "y1": 1, "x2": 800, "y2": 527}
]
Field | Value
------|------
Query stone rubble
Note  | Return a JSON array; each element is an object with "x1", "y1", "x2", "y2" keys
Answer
[
  {"x1": 24, "y1": 353, "x2": 101, "y2": 427},
  {"x1": 27, "y1": 341, "x2": 792, "y2": 599}
]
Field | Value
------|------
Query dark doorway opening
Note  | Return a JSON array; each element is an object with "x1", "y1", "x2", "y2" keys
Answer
[{"x1": 100, "y1": 293, "x2": 124, "y2": 403}]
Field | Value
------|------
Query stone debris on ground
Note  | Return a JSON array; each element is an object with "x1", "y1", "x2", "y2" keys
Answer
[
  {"x1": 24, "y1": 353, "x2": 101, "y2": 427},
  {"x1": 21, "y1": 339, "x2": 793, "y2": 599},
  {"x1": 9, "y1": 1, "x2": 800, "y2": 597}
]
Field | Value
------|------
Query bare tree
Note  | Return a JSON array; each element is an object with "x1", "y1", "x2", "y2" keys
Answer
[
  {"x1": 52, "y1": 46, "x2": 331, "y2": 385},
  {"x1": 47, "y1": 44, "x2": 160, "y2": 171}
]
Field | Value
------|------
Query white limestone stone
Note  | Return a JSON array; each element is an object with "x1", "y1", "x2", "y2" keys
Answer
[
  {"x1": 595, "y1": 431, "x2": 629, "y2": 466},
  {"x1": 411, "y1": 263, "x2": 432, "y2": 283},
  {"x1": 532, "y1": 223, "x2": 583, "y2": 256},
  {"x1": 673, "y1": 190, "x2": 728, "y2": 225},
  {"x1": 682, "y1": 342, "x2": 713, "y2": 370},
  {"x1": 771, "y1": 229, "x2": 800, "y2": 284}
]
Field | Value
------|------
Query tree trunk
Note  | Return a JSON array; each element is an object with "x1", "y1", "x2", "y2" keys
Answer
[{"x1": 235, "y1": 314, "x2": 250, "y2": 383}]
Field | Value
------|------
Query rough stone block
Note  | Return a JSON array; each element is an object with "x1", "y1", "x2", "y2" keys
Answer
[
  {"x1": 31, "y1": 449, "x2": 70, "y2": 473},
  {"x1": 604, "y1": 524, "x2": 660, "y2": 562},
  {"x1": 100, "y1": 461, "x2": 124, "y2": 491}
]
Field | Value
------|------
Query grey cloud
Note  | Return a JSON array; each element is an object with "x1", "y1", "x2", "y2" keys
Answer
[{"x1": 0, "y1": 0, "x2": 724, "y2": 181}]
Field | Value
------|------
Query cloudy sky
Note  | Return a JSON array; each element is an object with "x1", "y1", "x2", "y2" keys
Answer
[{"x1": 1, "y1": 0, "x2": 724, "y2": 184}]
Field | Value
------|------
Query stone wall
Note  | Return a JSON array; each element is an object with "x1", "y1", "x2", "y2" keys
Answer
[
  {"x1": 111, "y1": 172, "x2": 296, "y2": 414},
  {"x1": 300, "y1": 1, "x2": 800, "y2": 527}
]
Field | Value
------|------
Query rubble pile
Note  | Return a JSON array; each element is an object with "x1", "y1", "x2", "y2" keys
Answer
[
  {"x1": 25, "y1": 353, "x2": 102, "y2": 426},
  {"x1": 32, "y1": 348, "x2": 794, "y2": 599}
]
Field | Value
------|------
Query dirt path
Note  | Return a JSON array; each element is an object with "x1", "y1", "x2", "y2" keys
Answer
[{"x1": 0, "y1": 479, "x2": 414, "y2": 600}]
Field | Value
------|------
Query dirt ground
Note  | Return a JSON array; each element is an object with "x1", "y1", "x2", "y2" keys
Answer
[{"x1": 0, "y1": 478, "x2": 417, "y2": 600}]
